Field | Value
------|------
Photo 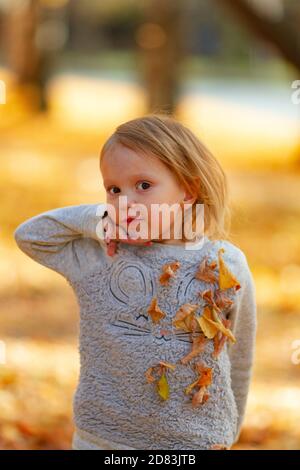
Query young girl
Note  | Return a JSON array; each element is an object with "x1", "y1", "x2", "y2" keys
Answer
[{"x1": 14, "y1": 114, "x2": 257, "y2": 450}]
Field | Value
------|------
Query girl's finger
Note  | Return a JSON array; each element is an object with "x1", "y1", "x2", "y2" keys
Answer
[{"x1": 106, "y1": 240, "x2": 118, "y2": 257}]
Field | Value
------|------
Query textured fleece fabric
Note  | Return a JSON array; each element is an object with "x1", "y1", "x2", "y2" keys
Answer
[{"x1": 14, "y1": 203, "x2": 257, "y2": 450}]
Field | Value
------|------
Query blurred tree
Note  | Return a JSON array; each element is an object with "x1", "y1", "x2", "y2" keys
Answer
[
  {"x1": 3, "y1": 0, "x2": 47, "y2": 109},
  {"x1": 136, "y1": 0, "x2": 188, "y2": 114},
  {"x1": 217, "y1": 0, "x2": 300, "y2": 73}
]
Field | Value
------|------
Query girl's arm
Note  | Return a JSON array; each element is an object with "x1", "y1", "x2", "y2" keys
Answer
[
  {"x1": 14, "y1": 203, "x2": 108, "y2": 282},
  {"x1": 227, "y1": 252, "x2": 257, "y2": 445}
]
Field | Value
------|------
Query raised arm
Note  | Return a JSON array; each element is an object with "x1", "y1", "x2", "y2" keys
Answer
[
  {"x1": 227, "y1": 251, "x2": 257, "y2": 445},
  {"x1": 14, "y1": 203, "x2": 108, "y2": 282}
]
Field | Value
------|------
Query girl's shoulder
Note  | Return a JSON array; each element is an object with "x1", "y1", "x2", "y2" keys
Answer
[
  {"x1": 208, "y1": 238, "x2": 248, "y2": 263},
  {"x1": 204, "y1": 238, "x2": 253, "y2": 288}
]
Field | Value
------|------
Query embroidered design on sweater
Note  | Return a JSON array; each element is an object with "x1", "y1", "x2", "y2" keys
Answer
[{"x1": 108, "y1": 259, "x2": 197, "y2": 345}]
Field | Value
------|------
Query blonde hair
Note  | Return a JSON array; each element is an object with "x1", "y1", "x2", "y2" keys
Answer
[{"x1": 100, "y1": 113, "x2": 231, "y2": 242}]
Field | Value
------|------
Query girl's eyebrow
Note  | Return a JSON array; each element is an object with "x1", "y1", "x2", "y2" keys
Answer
[
  {"x1": 104, "y1": 174, "x2": 155, "y2": 186},
  {"x1": 129, "y1": 173, "x2": 155, "y2": 181}
]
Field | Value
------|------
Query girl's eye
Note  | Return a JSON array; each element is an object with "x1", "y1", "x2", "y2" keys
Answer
[
  {"x1": 108, "y1": 186, "x2": 120, "y2": 195},
  {"x1": 137, "y1": 181, "x2": 151, "y2": 191}
]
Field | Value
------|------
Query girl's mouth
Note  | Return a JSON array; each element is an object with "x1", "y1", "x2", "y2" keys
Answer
[{"x1": 125, "y1": 217, "x2": 143, "y2": 223}]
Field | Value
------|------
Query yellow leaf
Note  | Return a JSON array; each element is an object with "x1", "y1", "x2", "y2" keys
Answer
[
  {"x1": 196, "y1": 306, "x2": 218, "y2": 339},
  {"x1": 211, "y1": 308, "x2": 236, "y2": 343},
  {"x1": 197, "y1": 307, "x2": 236, "y2": 343},
  {"x1": 197, "y1": 317, "x2": 218, "y2": 339},
  {"x1": 157, "y1": 372, "x2": 169, "y2": 400},
  {"x1": 218, "y1": 248, "x2": 241, "y2": 291}
]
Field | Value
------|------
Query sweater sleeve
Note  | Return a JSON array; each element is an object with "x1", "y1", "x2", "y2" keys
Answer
[
  {"x1": 226, "y1": 251, "x2": 257, "y2": 445},
  {"x1": 14, "y1": 203, "x2": 108, "y2": 281}
]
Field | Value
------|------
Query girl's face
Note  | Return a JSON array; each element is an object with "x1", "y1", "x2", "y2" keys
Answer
[{"x1": 100, "y1": 143, "x2": 196, "y2": 244}]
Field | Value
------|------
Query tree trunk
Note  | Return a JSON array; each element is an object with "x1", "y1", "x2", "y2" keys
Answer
[
  {"x1": 4, "y1": 0, "x2": 47, "y2": 109},
  {"x1": 138, "y1": 0, "x2": 187, "y2": 114},
  {"x1": 217, "y1": 0, "x2": 300, "y2": 73}
]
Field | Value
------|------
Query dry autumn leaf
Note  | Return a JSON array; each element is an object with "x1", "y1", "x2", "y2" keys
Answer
[
  {"x1": 157, "y1": 372, "x2": 169, "y2": 400},
  {"x1": 218, "y1": 248, "x2": 241, "y2": 291},
  {"x1": 159, "y1": 261, "x2": 181, "y2": 286},
  {"x1": 180, "y1": 334, "x2": 207, "y2": 365},
  {"x1": 199, "y1": 288, "x2": 221, "y2": 312},
  {"x1": 212, "y1": 318, "x2": 232, "y2": 359},
  {"x1": 195, "y1": 257, "x2": 218, "y2": 283},
  {"x1": 147, "y1": 297, "x2": 166, "y2": 324},
  {"x1": 145, "y1": 361, "x2": 176, "y2": 401},
  {"x1": 185, "y1": 362, "x2": 213, "y2": 407},
  {"x1": 158, "y1": 360, "x2": 176, "y2": 371},
  {"x1": 192, "y1": 388, "x2": 210, "y2": 407},
  {"x1": 197, "y1": 306, "x2": 218, "y2": 339},
  {"x1": 195, "y1": 362, "x2": 213, "y2": 387},
  {"x1": 197, "y1": 306, "x2": 236, "y2": 343},
  {"x1": 214, "y1": 289, "x2": 234, "y2": 311},
  {"x1": 172, "y1": 303, "x2": 200, "y2": 333}
]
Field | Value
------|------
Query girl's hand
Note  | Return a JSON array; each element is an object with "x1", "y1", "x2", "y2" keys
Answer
[{"x1": 102, "y1": 211, "x2": 152, "y2": 257}]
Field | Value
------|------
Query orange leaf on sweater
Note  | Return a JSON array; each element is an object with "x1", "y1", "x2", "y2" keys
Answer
[
  {"x1": 199, "y1": 288, "x2": 221, "y2": 312},
  {"x1": 172, "y1": 303, "x2": 200, "y2": 333},
  {"x1": 195, "y1": 257, "x2": 218, "y2": 283},
  {"x1": 185, "y1": 362, "x2": 213, "y2": 407},
  {"x1": 147, "y1": 297, "x2": 166, "y2": 324},
  {"x1": 180, "y1": 334, "x2": 207, "y2": 365},
  {"x1": 212, "y1": 318, "x2": 232, "y2": 359},
  {"x1": 159, "y1": 261, "x2": 181, "y2": 285},
  {"x1": 214, "y1": 289, "x2": 234, "y2": 311}
]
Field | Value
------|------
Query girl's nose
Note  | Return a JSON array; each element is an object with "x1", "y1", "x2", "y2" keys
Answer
[{"x1": 127, "y1": 201, "x2": 138, "y2": 214}]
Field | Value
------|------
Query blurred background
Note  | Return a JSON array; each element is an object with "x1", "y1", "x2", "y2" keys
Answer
[{"x1": 1, "y1": 0, "x2": 300, "y2": 450}]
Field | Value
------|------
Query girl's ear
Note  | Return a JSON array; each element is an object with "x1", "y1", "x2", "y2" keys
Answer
[
  {"x1": 181, "y1": 177, "x2": 200, "y2": 205},
  {"x1": 183, "y1": 192, "x2": 197, "y2": 204},
  {"x1": 184, "y1": 177, "x2": 201, "y2": 202}
]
